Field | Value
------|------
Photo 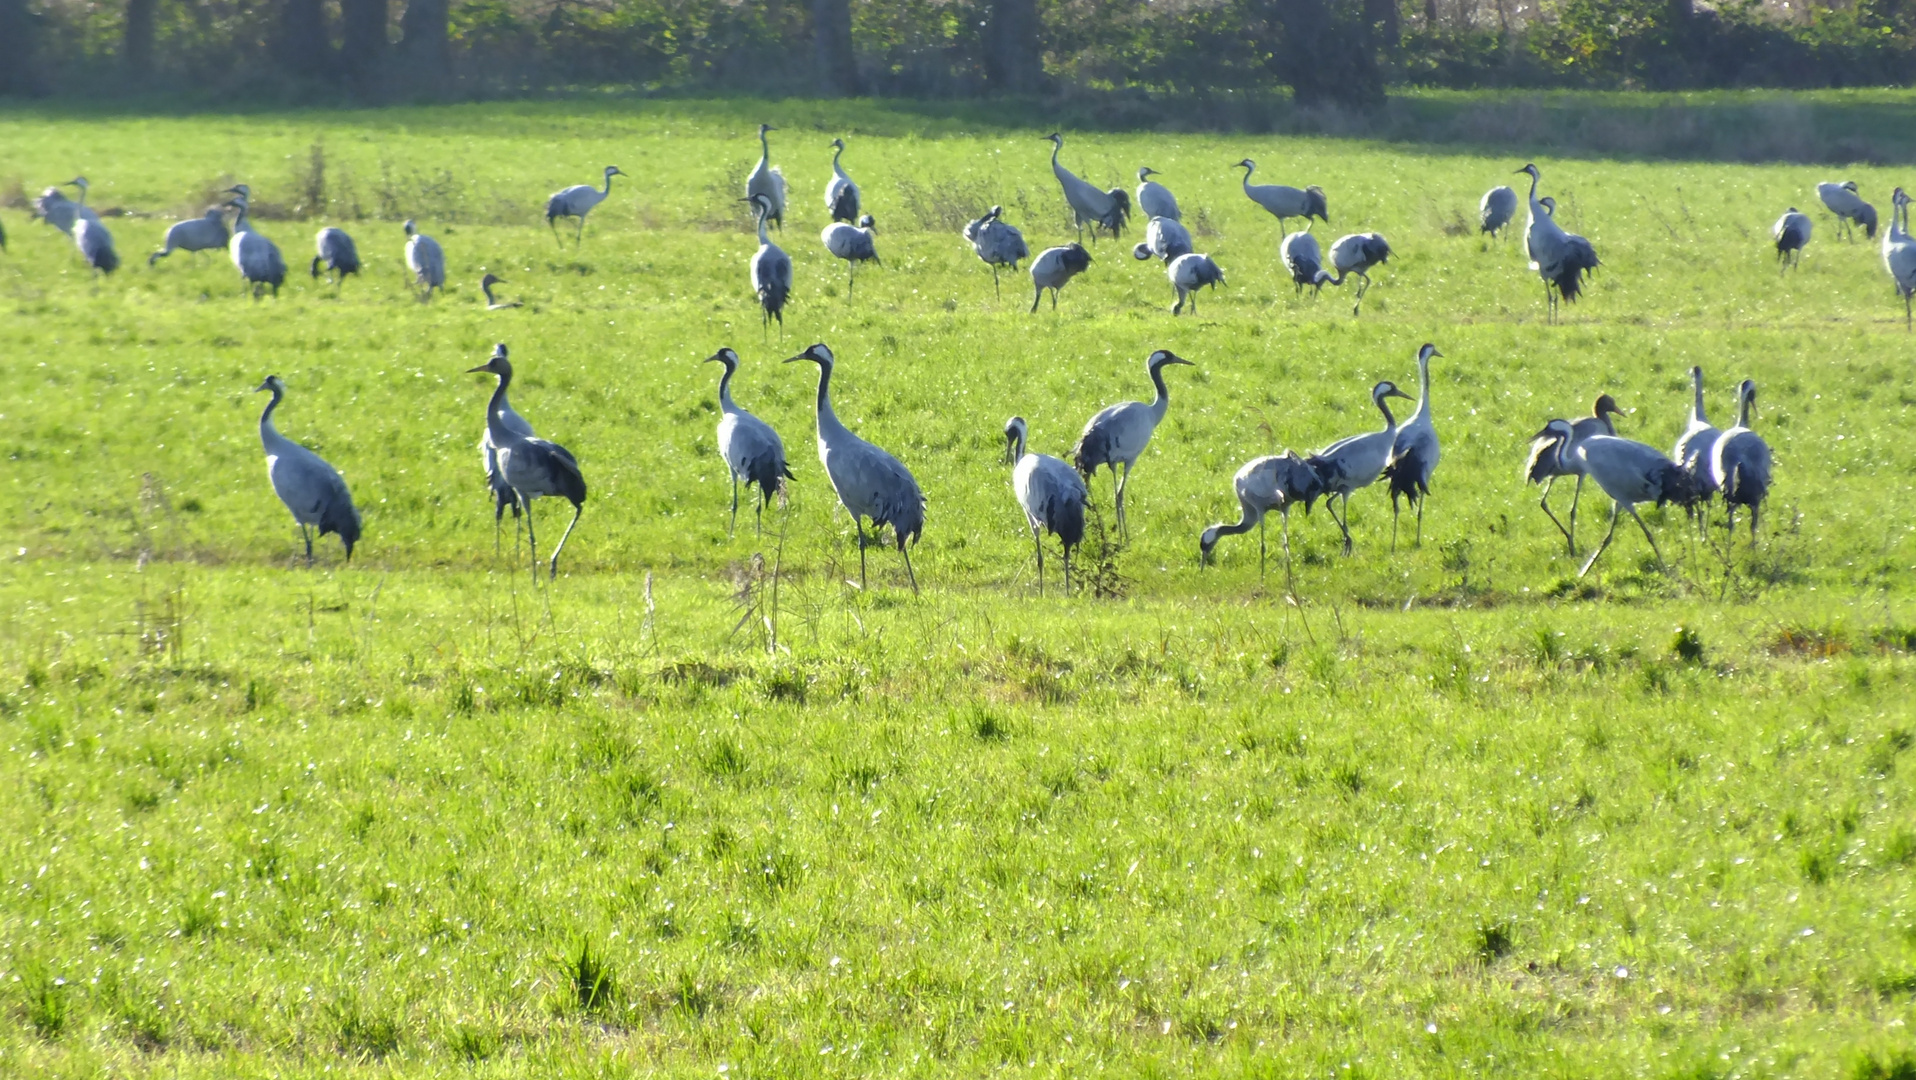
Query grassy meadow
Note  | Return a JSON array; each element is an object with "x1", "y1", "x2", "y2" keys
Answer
[{"x1": 2, "y1": 93, "x2": 1916, "y2": 1078}]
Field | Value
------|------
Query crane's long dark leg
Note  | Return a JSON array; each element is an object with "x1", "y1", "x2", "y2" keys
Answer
[
  {"x1": 522, "y1": 496, "x2": 540, "y2": 583},
  {"x1": 301, "y1": 523, "x2": 314, "y2": 566},
  {"x1": 1415, "y1": 495, "x2": 1425, "y2": 548},
  {"x1": 548, "y1": 501, "x2": 584, "y2": 580},
  {"x1": 1628, "y1": 504, "x2": 1667, "y2": 572},
  {"x1": 550, "y1": 218, "x2": 563, "y2": 248},
  {"x1": 1750, "y1": 502, "x2": 1760, "y2": 546},
  {"x1": 856, "y1": 517, "x2": 868, "y2": 588},
  {"x1": 1258, "y1": 516, "x2": 1268, "y2": 576},
  {"x1": 1328, "y1": 495, "x2": 1354, "y2": 555},
  {"x1": 494, "y1": 490, "x2": 507, "y2": 555},
  {"x1": 1578, "y1": 501, "x2": 1624, "y2": 578},
  {"x1": 900, "y1": 542, "x2": 919, "y2": 596},
  {"x1": 1063, "y1": 545, "x2": 1072, "y2": 595},
  {"x1": 1030, "y1": 523, "x2": 1044, "y2": 596},
  {"x1": 847, "y1": 262, "x2": 855, "y2": 300},
  {"x1": 576, "y1": 217, "x2": 585, "y2": 247},
  {"x1": 992, "y1": 265, "x2": 1001, "y2": 299},
  {"x1": 1537, "y1": 478, "x2": 1574, "y2": 554},
  {"x1": 1567, "y1": 474, "x2": 1586, "y2": 552},
  {"x1": 1390, "y1": 493, "x2": 1401, "y2": 554},
  {"x1": 1114, "y1": 462, "x2": 1130, "y2": 540},
  {"x1": 1281, "y1": 509, "x2": 1295, "y2": 591},
  {"x1": 729, "y1": 475, "x2": 740, "y2": 537},
  {"x1": 1051, "y1": 288, "x2": 1059, "y2": 312}
]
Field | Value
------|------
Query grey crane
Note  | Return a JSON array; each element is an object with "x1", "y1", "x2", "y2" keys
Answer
[
  {"x1": 1480, "y1": 185, "x2": 1518, "y2": 237},
  {"x1": 1235, "y1": 159, "x2": 1327, "y2": 233},
  {"x1": 1281, "y1": 231, "x2": 1342, "y2": 297},
  {"x1": 545, "y1": 166, "x2": 623, "y2": 247},
  {"x1": 1072, "y1": 349, "x2": 1194, "y2": 538},
  {"x1": 1523, "y1": 393, "x2": 1626, "y2": 555},
  {"x1": 820, "y1": 214, "x2": 880, "y2": 297},
  {"x1": 149, "y1": 207, "x2": 229, "y2": 266},
  {"x1": 1167, "y1": 252, "x2": 1224, "y2": 315},
  {"x1": 1518, "y1": 163, "x2": 1600, "y2": 323},
  {"x1": 1135, "y1": 167, "x2": 1180, "y2": 221},
  {"x1": 1030, "y1": 243, "x2": 1092, "y2": 313},
  {"x1": 1773, "y1": 208, "x2": 1812, "y2": 269},
  {"x1": 468, "y1": 347, "x2": 588, "y2": 581},
  {"x1": 310, "y1": 226, "x2": 360, "y2": 284},
  {"x1": 1199, "y1": 451, "x2": 1324, "y2": 583},
  {"x1": 1381, "y1": 343, "x2": 1441, "y2": 551},
  {"x1": 404, "y1": 219, "x2": 445, "y2": 301},
  {"x1": 746, "y1": 124, "x2": 787, "y2": 231},
  {"x1": 786, "y1": 343, "x2": 925, "y2": 593},
  {"x1": 471, "y1": 342, "x2": 534, "y2": 550},
  {"x1": 480, "y1": 273, "x2": 522, "y2": 309},
  {"x1": 1004, "y1": 415, "x2": 1088, "y2": 595},
  {"x1": 1671, "y1": 365, "x2": 1722, "y2": 527},
  {"x1": 1329, "y1": 232, "x2": 1391, "y2": 314},
  {"x1": 825, "y1": 138, "x2": 860, "y2": 223},
  {"x1": 963, "y1": 206, "x2": 1029, "y2": 296},
  {"x1": 708, "y1": 346, "x2": 793, "y2": 535},
  {"x1": 254, "y1": 375, "x2": 361, "y2": 565},
  {"x1": 1044, "y1": 133, "x2": 1130, "y2": 243},
  {"x1": 224, "y1": 192, "x2": 286, "y2": 299},
  {"x1": 1549, "y1": 424, "x2": 1698, "y2": 578},
  {"x1": 34, "y1": 182, "x2": 91, "y2": 236},
  {"x1": 1883, "y1": 187, "x2": 1916, "y2": 329},
  {"x1": 747, "y1": 193, "x2": 792, "y2": 331},
  {"x1": 73, "y1": 216, "x2": 119, "y2": 275},
  {"x1": 1305, "y1": 380, "x2": 1414, "y2": 554},
  {"x1": 1818, "y1": 180, "x2": 1878, "y2": 241},
  {"x1": 1131, "y1": 215, "x2": 1193, "y2": 263},
  {"x1": 1711, "y1": 378, "x2": 1772, "y2": 545}
]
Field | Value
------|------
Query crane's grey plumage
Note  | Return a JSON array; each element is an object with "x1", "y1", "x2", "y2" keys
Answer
[
  {"x1": 746, "y1": 124, "x2": 787, "y2": 231},
  {"x1": 480, "y1": 273, "x2": 522, "y2": 309},
  {"x1": 1199, "y1": 451, "x2": 1323, "y2": 583},
  {"x1": 1004, "y1": 415, "x2": 1088, "y2": 594},
  {"x1": 1480, "y1": 185, "x2": 1518, "y2": 237},
  {"x1": 1045, "y1": 133, "x2": 1130, "y2": 244},
  {"x1": 545, "y1": 166, "x2": 623, "y2": 246},
  {"x1": 1524, "y1": 393, "x2": 1625, "y2": 554},
  {"x1": 310, "y1": 226, "x2": 360, "y2": 283},
  {"x1": 73, "y1": 216, "x2": 118, "y2": 275},
  {"x1": 820, "y1": 213, "x2": 879, "y2": 297},
  {"x1": 469, "y1": 346, "x2": 587, "y2": 580},
  {"x1": 1135, "y1": 167, "x2": 1180, "y2": 222},
  {"x1": 826, "y1": 138, "x2": 860, "y2": 223},
  {"x1": 1281, "y1": 231, "x2": 1342, "y2": 296},
  {"x1": 1381, "y1": 344, "x2": 1441, "y2": 551},
  {"x1": 1711, "y1": 379, "x2": 1772, "y2": 545},
  {"x1": 1519, "y1": 163, "x2": 1600, "y2": 322},
  {"x1": 747, "y1": 193, "x2": 792, "y2": 330},
  {"x1": 964, "y1": 205, "x2": 1029, "y2": 296},
  {"x1": 1818, "y1": 180, "x2": 1877, "y2": 241},
  {"x1": 1030, "y1": 243, "x2": 1092, "y2": 313},
  {"x1": 404, "y1": 219, "x2": 445, "y2": 301},
  {"x1": 1773, "y1": 208, "x2": 1811, "y2": 269},
  {"x1": 1166, "y1": 252, "x2": 1224, "y2": 314},
  {"x1": 1072, "y1": 349, "x2": 1194, "y2": 538},
  {"x1": 1671, "y1": 365, "x2": 1722, "y2": 526},
  {"x1": 254, "y1": 375, "x2": 361, "y2": 565},
  {"x1": 1883, "y1": 187, "x2": 1916, "y2": 329},
  {"x1": 34, "y1": 183, "x2": 92, "y2": 236},
  {"x1": 1235, "y1": 159, "x2": 1327, "y2": 233},
  {"x1": 708, "y1": 347, "x2": 793, "y2": 535},
  {"x1": 1306, "y1": 380, "x2": 1414, "y2": 554},
  {"x1": 1132, "y1": 215, "x2": 1193, "y2": 263},
  {"x1": 787, "y1": 343, "x2": 924, "y2": 593},
  {"x1": 472, "y1": 343, "x2": 534, "y2": 548},
  {"x1": 1329, "y1": 232, "x2": 1391, "y2": 314},
  {"x1": 1561, "y1": 427, "x2": 1698, "y2": 578},
  {"x1": 224, "y1": 192, "x2": 286, "y2": 299},
  {"x1": 149, "y1": 207, "x2": 229, "y2": 266}
]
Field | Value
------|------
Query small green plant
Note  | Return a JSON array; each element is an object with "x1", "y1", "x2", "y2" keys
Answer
[
  {"x1": 1474, "y1": 922, "x2": 1514, "y2": 964},
  {"x1": 1670, "y1": 625, "x2": 1705, "y2": 665},
  {"x1": 569, "y1": 941, "x2": 615, "y2": 1012},
  {"x1": 23, "y1": 969, "x2": 67, "y2": 1039}
]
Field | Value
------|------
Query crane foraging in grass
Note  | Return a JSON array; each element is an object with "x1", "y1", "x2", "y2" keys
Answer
[
  {"x1": 825, "y1": 138, "x2": 860, "y2": 223},
  {"x1": 404, "y1": 219, "x2": 445, "y2": 301},
  {"x1": 747, "y1": 193, "x2": 791, "y2": 331},
  {"x1": 1199, "y1": 452, "x2": 1324, "y2": 584},
  {"x1": 1030, "y1": 243, "x2": 1092, "y2": 312},
  {"x1": 1132, "y1": 215, "x2": 1193, "y2": 263},
  {"x1": 787, "y1": 343, "x2": 925, "y2": 593},
  {"x1": 1711, "y1": 378, "x2": 1772, "y2": 546},
  {"x1": 1072, "y1": 349, "x2": 1194, "y2": 539},
  {"x1": 1134, "y1": 168, "x2": 1180, "y2": 221},
  {"x1": 1235, "y1": 159, "x2": 1327, "y2": 233},
  {"x1": 747, "y1": 124, "x2": 787, "y2": 231},
  {"x1": 1524, "y1": 393, "x2": 1627, "y2": 555},
  {"x1": 1281, "y1": 231, "x2": 1341, "y2": 296},
  {"x1": 1004, "y1": 416, "x2": 1088, "y2": 595},
  {"x1": 150, "y1": 207, "x2": 229, "y2": 266},
  {"x1": 1166, "y1": 252, "x2": 1224, "y2": 314},
  {"x1": 1773, "y1": 208, "x2": 1811, "y2": 269},
  {"x1": 1518, "y1": 163, "x2": 1600, "y2": 323},
  {"x1": 1329, "y1": 232, "x2": 1391, "y2": 314},
  {"x1": 545, "y1": 166, "x2": 623, "y2": 246},
  {"x1": 1480, "y1": 185, "x2": 1518, "y2": 237},
  {"x1": 1818, "y1": 180, "x2": 1877, "y2": 241},
  {"x1": 310, "y1": 227, "x2": 359, "y2": 284},
  {"x1": 254, "y1": 375, "x2": 360, "y2": 565},
  {"x1": 225, "y1": 191, "x2": 286, "y2": 299},
  {"x1": 1045, "y1": 133, "x2": 1130, "y2": 243},
  {"x1": 1306, "y1": 380, "x2": 1414, "y2": 555},
  {"x1": 820, "y1": 214, "x2": 880, "y2": 297},
  {"x1": 468, "y1": 346, "x2": 588, "y2": 581},
  {"x1": 707, "y1": 347, "x2": 793, "y2": 536},
  {"x1": 964, "y1": 206, "x2": 1029, "y2": 296},
  {"x1": 1381, "y1": 343, "x2": 1441, "y2": 551},
  {"x1": 74, "y1": 216, "x2": 118, "y2": 275}
]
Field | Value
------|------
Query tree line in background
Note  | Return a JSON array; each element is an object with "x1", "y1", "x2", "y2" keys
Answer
[{"x1": 2, "y1": 0, "x2": 1915, "y2": 108}]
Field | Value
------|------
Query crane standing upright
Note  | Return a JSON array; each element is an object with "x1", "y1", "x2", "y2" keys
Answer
[
  {"x1": 545, "y1": 166, "x2": 624, "y2": 247},
  {"x1": 254, "y1": 375, "x2": 361, "y2": 565},
  {"x1": 1072, "y1": 349, "x2": 1195, "y2": 538},
  {"x1": 707, "y1": 347, "x2": 793, "y2": 536},
  {"x1": 468, "y1": 347, "x2": 588, "y2": 580},
  {"x1": 1004, "y1": 416, "x2": 1088, "y2": 595},
  {"x1": 1382, "y1": 344, "x2": 1441, "y2": 550}
]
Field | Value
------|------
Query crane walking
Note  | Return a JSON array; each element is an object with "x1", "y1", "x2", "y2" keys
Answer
[
  {"x1": 1328, "y1": 232, "x2": 1391, "y2": 314},
  {"x1": 468, "y1": 346, "x2": 588, "y2": 580},
  {"x1": 964, "y1": 206, "x2": 1029, "y2": 296},
  {"x1": 1004, "y1": 416, "x2": 1088, "y2": 595},
  {"x1": 1524, "y1": 393, "x2": 1626, "y2": 554},
  {"x1": 1167, "y1": 252, "x2": 1224, "y2": 314},
  {"x1": 1045, "y1": 133, "x2": 1130, "y2": 243},
  {"x1": 254, "y1": 375, "x2": 361, "y2": 565},
  {"x1": 470, "y1": 343, "x2": 535, "y2": 552},
  {"x1": 820, "y1": 214, "x2": 880, "y2": 297},
  {"x1": 546, "y1": 166, "x2": 623, "y2": 246},
  {"x1": 747, "y1": 193, "x2": 792, "y2": 331},
  {"x1": 1711, "y1": 379, "x2": 1772, "y2": 546},
  {"x1": 1382, "y1": 344, "x2": 1441, "y2": 550},
  {"x1": 1199, "y1": 452, "x2": 1323, "y2": 583},
  {"x1": 1306, "y1": 380, "x2": 1414, "y2": 554},
  {"x1": 150, "y1": 207, "x2": 229, "y2": 266},
  {"x1": 1235, "y1": 159, "x2": 1327, "y2": 233},
  {"x1": 707, "y1": 347, "x2": 793, "y2": 535},
  {"x1": 1551, "y1": 425, "x2": 1697, "y2": 578},
  {"x1": 1072, "y1": 349, "x2": 1195, "y2": 539},
  {"x1": 310, "y1": 227, "x2": 360, "y2": 284},
  {"x1": 825, "y1": 139, "x2": 860, "y2": 223}
]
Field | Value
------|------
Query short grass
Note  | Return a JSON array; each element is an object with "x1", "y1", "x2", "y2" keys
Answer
[{"x1": 1, "y1": 94, "x2": 1915, "y2": 1079}]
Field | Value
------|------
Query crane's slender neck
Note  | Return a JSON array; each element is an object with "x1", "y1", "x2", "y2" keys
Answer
[
  {"x1": 1148, "y1": 361, "x2": 1173, "y2": 420},
  {"x1": 1413, "y1": 354, "x2": 1432, "y2": 421},
  {"x1": 755, "y1": 213, "x2": 771, "y2": 246},
  {"x1": 758, "y1": 130, "x2": 771, "y2": 166},
  {"x1": 716, "y1": 363, "x2": 738, "y2": 413},
  {"x1": 1214, "y1": 497, "x2": 1263, "y2": 538},
  {"x1": 484, "y1": 370, "x2": 515, "y2": 439},
  {"x1": 833, "y1": 145, "x2": 846, "y2": 176},
  {"x1": 1050, "y1": 140, "x2": 1063, "y2": 172},
  {"x1": 1011, "y1": 428, "x2": 1027, "y2": 461},
  {"x1": 1525, "y1": 170, "x2": 1541, "y2": 206},
  {"x1": 1239, "y1": 163, "x2": 1255, "y2": 190},
  {"x1": 1736, "y1": 390, "x2": 1753, "y2": 429},
  {"x1": 1375, "y1": 393, "x2": 1398, "y2": 431},
  {"x1": 235, "y1": 205, "x2": 251, "y2": 233},
  {"x1": 1691, "y1": 371, "x2": 1707, "y2": 424},
  {"x1": 602, "y1": 171, "x2": 615, "y2": 197},
  {"x1": 258, "y1": 388, "x2": 286, "y2": 448},
  {"x1": 482, "y1": 280, "x2": 497, "y2": 305},
  {"x1": 811, "y1": 363, "x2": 851, "y2": 443}
]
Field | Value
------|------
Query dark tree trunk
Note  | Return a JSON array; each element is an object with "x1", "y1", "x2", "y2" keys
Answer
[
  {"x1": 277, "y1": 0, "x2": 331, "y2": 79},
  {"x1": 984, "y1": 0, "x2": 1045, "y2": 93},
  {"x1": 397, "y1": 0, "x2": 451, "y2": 93},
  {"x1": 1271, "y1": 0, "x2": 1385, "y2": 110},
  {"x1": 0, "y1": 0, "x2": 38, "y2": 95},
  {"x1": 1365, "y1": 0, "x2": 1399, "y2": 61},
  {"x1": 811, "y1": 0, "x2": 860, "y2": 96},
  {"x1": 339, "y1": 0, "x2": 389, "y2": 93},
  {"x1": 124, "y1": 0, "x2": 157, "y2": 81},
  {"x1": 1424, "y1": 0, "x2": 1437, "y2": 29}
]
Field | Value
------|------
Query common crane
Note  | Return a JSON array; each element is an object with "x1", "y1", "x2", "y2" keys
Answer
[
  {"x1": 1480, "y1": 185, "x2": 1518, "y2": 237},
  {"x1": 471, "y1": 343, "x2": 534, "y2": 550},
  {"x1": 73, "y1": 216, "x2": 118, "y2": 275},
  {"x1": 149, "y1": 207, "x2": 229, "y2": 266},
  {"x1": 963, "y1": 206, "x2": 1029, "y2": 296},
  {"x1": 707, "y1": 346, "x2": 793, "y2": 536},
  {"x1": 1280, "y1": 231, "x2": 1341, "y2": 296},
  {"x1": 1131, "y1": 215, "x2": 1193, "y2": 263},
  {"x1": 1818, "y1": 180, "x2": 1877, "y2": 241},
  {"x1": 820, "y1": 214, "x2": 879, "y2": 297},
  {"x1": 1773, "y1": 208, "x2": 1811, "y2": 269},
  {"x1": 34, "y1": 183, "x2": 92, "y2": 236},
  {"x1": 825, "y1": 139, "x2": 860, "y2": 223},
  {"x1": 786, "y1": 343, "x2": 925, "y2": 593},
  {"x1": 747, "y1": 193, "x2": 792, "y2": 330},
  {"x1": 1305, "y1": 380, "x2": 1413, "y2": 554},
  {"x1": 1004, "y1": 415, "x2": 1088, "y2": 595},
  {"x1": 1044, "y1": 133, "x2": 1129, "y2": 243},
  {"x1": 1883, "y1": 187, "x2": 1916, "y2": 329},
  {"x1": 1524, "y1": 393, "x2": 1625, "y2": 554},
  {"x1": 1328, "y1": 232, "x2": 1391, "y2": 314},
  {"x1": 746, "y1": 124, "x2": 787, "y2": 231},
  {"x1": 1135, "y1": 168, "x2": 1180, "y2": 221},
  {"x1": 480, "y1": 273, "x2": 522, "y2": 309},
  {"x1": 1072, "y1": 349, "x2": 1194, "y2": 538},
  {"x1": 1710, "y1": 378, "x2": 1772, "y2": 545},
  {"x1": 1671, "y1": 365, "x2": 1722, "y2": 525},
  {"x1": 1235, "y1": 159, "x2": 1327, "y2": 233},
  {"x1": 1199, "y1": 452, "x2": 1323, "y2": 583},
  {"x1": 225, "y1": 192, "x2": 286, "y2": 299},
  {"x1": 468, "y1": 346, "x2": 588, "y2": 580},
  {"x1": 1030, "y1": 243, "x2": 1092, "y2": 313},
  {"x1": 1518, "y1": 163, "x2": 1600, "y2": 323},
  {"x1": 1562, "y1": 427, "x2": 1698, "y2": 578},
  {"x1": 1167, "y1": 252, "x2": 1224, "y2": 314},
  {"x1": 404, "y1": 219, "x2": 445, "y2": 301},
  {"x1": 254, "y1": 375, "x2": 360, "y2": 565},
  {"x1": 546, "y1": 166, "x2": 623, "y2": 246},
  {"x1": 1381, "y1": 343, "x2": 1441, "y2": 551},
  {"x1": 310, "y1": 227, "x2": 359, "y2": 284}
]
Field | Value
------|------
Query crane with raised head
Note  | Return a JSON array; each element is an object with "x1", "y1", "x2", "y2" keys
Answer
[
  {"x1": 1045, "y1": 133, "x2": 1129, "y2": 243},
  {"x1": 1518, "y1": 163, "x2": 1600, "y2": 323},
  {"x1": 1235, "y1": 159, "x2": 1327, "y2": 233},
  {"x1": 1671, "y1": 365, "x2": 1721, "y2": 529},
  {"x1": 1306, "y1": 380, "x2": 1414, "y2": 554},
  {"x1": 480, "y1": 274, "x2": 522, "y2": 309},
  {"x1": 1004, "y1": 415, "x2": 1088, "y2": 595},
  {"x1": 746, "y1": 124, "x2": 787, "y2": 231},
  {"x1": 225, "y1": 190, "x2": 286, "y2": 299},
  {"x1": 1134, "y1": 168, "x2": 1180, "y2": 221},
  {"x1": 820, "y1": 214, "x2": 879, "y2": 297},
  {"x1": 468, "y1": 346, "x2": 587, "y2": 581},
  {"x1": 825, "y1": 138, "x2": 860, "y2": 223},
  {"x1": 254, "y1": 375, "x2": 361, "y2": 565},
  {"x1": 707, "y1": 346, "x2": 793, "y2": 536},
  {"x1": 1883, "y1": 187, "x2": 1916, "y2": 329},
  {"x1": 748, "y1": 193, "x2": 792, "y2": 331},
  {"x1": 1711, "y1": 379, "x2": 1772, "y2": 546},
  {"x1": 546, "y1": 166, "x2": 623, "y2": 246},
  {"x1": 1072, "y1": 349, "x2": 1194, "y2": 538},
  {"x1": 1382, "y1": 344, "x2": 1441, "y2": 551}
]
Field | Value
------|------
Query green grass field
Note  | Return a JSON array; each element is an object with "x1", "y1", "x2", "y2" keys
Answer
[{"x1": 3, "y1": 94, "x2": 1916, "y2": 1078}]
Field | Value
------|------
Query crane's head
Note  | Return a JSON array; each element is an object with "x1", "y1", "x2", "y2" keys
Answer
[
  {"x1": 858, "y1": 214, "x2": 875, "y2": 231},
  {"x1": 988, "y1": 205, "x2": 1004, "y2": 220},
  {"x1": 481, "y1": 273, "x2": 505, "y2": 288},
  {"x1": 1738, "y1": 378, "x2": 1758, "y2": 414},
  {"x1": 742, "y1": 193, "x2": 774, "y2": 220},
  {"x1": 403, "y1": 219, "x2": 419, "y2": 236},
  {"x1": 1372, "y1": 381, "x2": 1413, "y2": 405},
  {"x1": 605, "y1": 166, "x2": 624, "y2": 178},
  {"x1": 1234, "y1": 158, "x2": 1255, "y2": 172},
  {"x1": 1146, "y1": 349, "x2": 1194, "y2": 372},
  {"x1": 759, "y1": 123, "x2": 776, "y2": 136},
  {"x1": 66, "y1": 176, "x2": 89, "y2": 193},
  {"x1": 1844, "y1": 180, "x2": 1860, "y2": 193},
  {"x1": 1418, "y1": 343, "x2": 1442, "y2": 365},
  {"x1": 1516, "y1": 163, "x2": 1540, "y2": 179},
  {"x1": 466, "y1": 344, "x2": 511, "y2": 378},
  {"x1": 253, "y1": 375, "x2": 285, "y2": 396},
  {"x1": 704, "y1": 347, "x2": 740, "y2": 372},
  {"x1": 1537, "y1": 196, "x2": 1557, "y2": 216},
  {"x1": 1896, "y1": 187, "x2": 1910, "y2": 207},
  {"x1": 784, "y1": 343, "x2": 834, "y2": 369},
  {"x1": 1532, "y1": 418, "x2": 1575, "y2": 444},
  {"x1": 1138, "y1": 167, "x2": 1157, "y2": 181},
  {"x1": 1043, "y1": 132, "x2": 1063, "y2": 146},
  {"x1": 224, "y1": 183, "x2": 249, "y2": 199},
  {"x1": 830, "y1": 137, "x2": 845, "y2": 151},
  {"x1": 1003, "y1": 416, "x2": 1028, "y2": 464},
  {"x1": 1198, "y1": 525, "x2": 1222, "y2": 563}
]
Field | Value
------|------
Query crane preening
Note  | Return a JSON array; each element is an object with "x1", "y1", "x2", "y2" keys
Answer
[
  {"x1": 964, "y1": 206, "x2": 1029, "y2": 296},
  {"x1": 404, "y1": 219, "x2": 446, "y2": 301},
  {"x1": 1004, "y1": 416, "x2": 1088, "y2": 595},
  {"x1": 1030, "y1": 243, "x2": 1092, "y2": 313},
  {"x1": 747, "y1": 193, "x2": 792, "y2": 331},
  {"x1": 820, "y1": 214, "x2": 880, "y2": 297}
]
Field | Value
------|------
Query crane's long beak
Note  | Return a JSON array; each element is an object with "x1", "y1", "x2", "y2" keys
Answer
[
  {"x1": 465, "y1": 364, "x2": 493, "y2": 374},
  {"x1": 782, "y1": 355, "x2": 807, "y2": 364},
  {"x1": 1388, "y1": 388, "x2": 1414, "y2": 401}
]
